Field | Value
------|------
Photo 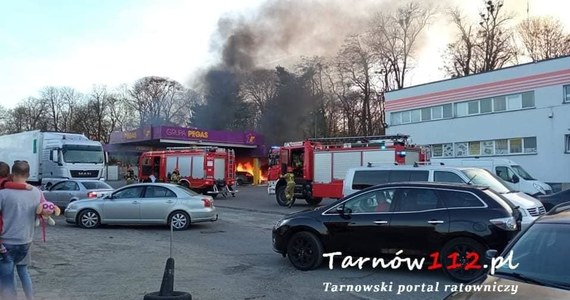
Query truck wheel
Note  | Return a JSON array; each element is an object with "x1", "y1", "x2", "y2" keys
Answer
[
  {"x1": 305, "y1": 197, "x2": 322, "y2": 206},
  {"x1": 180, "y1": 181, "x2": 189, "y2": 189},
  {"x1": 276, "y1": 185, "x2": 288, "y2": 206}
]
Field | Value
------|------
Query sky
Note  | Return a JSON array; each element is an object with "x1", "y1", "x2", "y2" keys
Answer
[{"x1": 1, "y1": 0, "x2": 569, "y2": 109}]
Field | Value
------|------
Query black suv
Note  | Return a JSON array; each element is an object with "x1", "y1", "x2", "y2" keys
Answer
[
  {"x1": 445, "y1": 202, "x2": 570, "y2": 299},
  {"x1": 273, "y1": 182, "x2": 521, "y2": 282}
]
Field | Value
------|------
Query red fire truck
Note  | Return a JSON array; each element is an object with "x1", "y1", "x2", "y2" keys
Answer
[
  {"x1": 266, "y1": 135, "x2": 427, "y2": 206},
  {"x1": 138, "y1": 147, "x2": 236, "y2": 198}
]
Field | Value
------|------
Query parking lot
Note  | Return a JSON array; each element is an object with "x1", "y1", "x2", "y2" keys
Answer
[{"x1": 29, "y1": 183, "x2": 458, "y2": 300}]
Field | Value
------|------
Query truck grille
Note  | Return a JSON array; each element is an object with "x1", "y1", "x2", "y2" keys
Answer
[
  {"x1": 70, "y1": 170, "x2": 100, "y2": 178},
  {"x1": 527, "y1": 206, "x2": 546, "y2": 217}
]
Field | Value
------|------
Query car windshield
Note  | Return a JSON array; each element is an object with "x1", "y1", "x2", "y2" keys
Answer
[
  {"x1": 495, "y1": 223, "x2": 570, "y2": 289},
  {"x1": 461, "y1": 168, "x2": 513, "y2": 194},
  {"x1": 511, "y1": 165, "x2": 536, "y2": 180},
  {"x1": 82, "y1": 181, "x2": 113, "y2": 190}
]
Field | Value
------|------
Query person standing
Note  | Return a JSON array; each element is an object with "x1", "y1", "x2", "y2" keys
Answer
[
  {"x1": 0, "y1": 161, "x2": 42, "y2": 300},
  {"x1": 283, "y1": 167, "x2": 296, "y2": 208}
]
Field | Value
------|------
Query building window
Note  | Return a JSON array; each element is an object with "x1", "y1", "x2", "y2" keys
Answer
[
  {"x1": 411, "y1": 109, "x2": 421, "y2": 122},
  {"x1": 443, "y1": 104, "x2": 453, "y2": 118},
  {"x1": 523, "y1": 137, "x2": 537, "y2": 153},
  {"x1": 522, "y1": 91, "x2": 535, "y2": 108},
  {"x1": 564, "y1": 85, "x2": 570, "y2": 103},
  {"x1": 507, "y1": 94, "x2": 522, "y2": 110},
  {"x1": 455, "y1": 142, "x2": 468, "y2": 157},
  {"x1": 566, "y1": 135, "x2": 570, "y2": 153},
  {"x1": 481, "y1": 140, "x2": 494, "y2": 155},
  {"x1": 401, "y1": 111, "x2": 411, "y2": 123},
  {"x1": 480, "y1": 98, "x2": 493, "y2": 113},
  {"x1": 494, "y1": 96, "x2": 507, "y2": 111},
  {"x1": 469, "y1": 141, "x2": 481, "y2": 156},
  {"x1": 468, "y1": 101, "x2": 479, "y2": 115},
  {"x1": 432, "y1": 106, "x2": 443, "y2": 120},
  {"x1": 509, "y1": 138, "x2": 523, "y2": 153},
  {"x1": 495, "y1": 139, "x2": 508, "y2": 154},
  {"x1": 443, "y1": 143, "x2": 454, "y2": 157},
  {"x1": 391, "y1": 112, "x2": 402, "y2": 125},
  {"x1": 421, "y1": 108, "x2": 431, "y2": 121},
  {"x1": 456, "y1": 102, "x2": 468, "y2": 117},
  {"x1": 432, "y1": 144, "x2": 443, "y2": 157}
]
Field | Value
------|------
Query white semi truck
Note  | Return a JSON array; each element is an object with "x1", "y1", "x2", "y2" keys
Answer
[{"x1": 0, "y1": 130, "x2": 106, "y2": 186}]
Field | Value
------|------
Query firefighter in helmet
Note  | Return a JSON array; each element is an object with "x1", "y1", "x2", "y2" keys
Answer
[
  {"x1": 124, "y1": 166, "x2": 137, "y2": 185},
  {"x1": 282, "y1": 167, "x2": 296, "y2": 208},
  {"x1": 170, "y1": 169, "x2": 180, "y2": 184}
]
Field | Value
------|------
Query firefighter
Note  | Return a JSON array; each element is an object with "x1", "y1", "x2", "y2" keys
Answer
[
  {"x1": 170, "y1": 169, "x2": 180, "y2": 184},
  {"x1": 282, "y1": 167, "x2": 296, "y2": 208},
  {"x1": 124, "y1": 167, "x2": 137, "y2": 185}
]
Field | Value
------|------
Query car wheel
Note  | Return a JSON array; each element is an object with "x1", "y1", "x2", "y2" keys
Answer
[
  {"x1": 236, "y1": 178, "x2": 244, "y2": 186},
  {"x1": 305, "y1": 197, "x2": 322, "y2": 206},
  {"x1": 276, "y1": 185, "x2": 288, "y2": 206},
  {"x1": 441, "y1": 237, "x2": 488, "y2": 283},
  {"x1": 169, "y1": 211, "x2": 190, "y2": 231},
  {"x1": 286, "y1": 231, "x2": 324, "y2": 271},
  {"x1": 78, "y1": 209, "x2": 101, "y2": 229}
]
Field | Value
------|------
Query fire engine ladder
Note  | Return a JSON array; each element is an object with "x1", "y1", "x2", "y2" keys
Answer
[
  {"x1": 225, "y1": 149, "x2": 236, "y2": 197},
  {"x1": 308, "y1": 134, "x2": 410, "y2": 146}
]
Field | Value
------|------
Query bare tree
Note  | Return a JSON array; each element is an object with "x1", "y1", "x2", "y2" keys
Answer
[
  {"x1": 518, "y1": 16, "x2": 570, "y2": 62},
  {"x1": 40, "y1": 87, "x2": 63, "y2": 131},
  {"x1": 128, "y1": 76, "x2": 193, "y2": 126},
  {"x1": 369, "y1": 2, "x2": 433, "y2": 89},
  {"x1": 444, "y1": 0, "x2": 518, "y2": 77},
  {"x1": 240, "y1": 69, "x2": 277, "y2": 128}
]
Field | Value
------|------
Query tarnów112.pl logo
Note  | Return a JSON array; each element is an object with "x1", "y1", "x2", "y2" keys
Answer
[{"x1": 323, "y1": 250, "x2": 518, "y2": 274}]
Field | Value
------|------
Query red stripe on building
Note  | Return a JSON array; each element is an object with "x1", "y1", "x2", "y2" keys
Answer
[
  {"x1": 387, "y1": 76, "x2": 570, "y2": 111},
  {"x1": 386, "y1": 69, "x2": 570, "y2": 111}
]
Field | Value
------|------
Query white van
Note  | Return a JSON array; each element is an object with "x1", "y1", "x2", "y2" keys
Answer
[
  {"x1": 343, "y1": 165, "x2": 546, "y2": 229},
  {"x1": 429, "y1": 158, "x2": 552, "y2": 196}
]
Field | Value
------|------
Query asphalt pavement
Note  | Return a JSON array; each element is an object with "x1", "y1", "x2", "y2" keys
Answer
[{"x1": 26, "y1": 183, "x2": 457, "y2": 300}]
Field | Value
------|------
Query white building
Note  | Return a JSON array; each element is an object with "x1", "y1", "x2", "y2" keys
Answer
[{"x1": 385, "y1": 56, "x2": 570, "y2": 190}]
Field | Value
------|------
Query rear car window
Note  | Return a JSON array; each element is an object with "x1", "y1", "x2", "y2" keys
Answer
[
  {"x1": 82, "y1": 182, "x2": 113, "y2": 190},
  {"x1": 352, "y1": 170, "x2": 389, "y2": 189},
  {"x1": 144, "y1": 186, "x2": 177, "y2": 198},
  {"x1": 396, "y1": 188, "x2": 443, "y2": 212},
  {"x1": 434, "y1": 171, "x2": 465, "y2": 183},
  {"x1": 439, "y1": 190, "x2": 485, "y2": 208}
]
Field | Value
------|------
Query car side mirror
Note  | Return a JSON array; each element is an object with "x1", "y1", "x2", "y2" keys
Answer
[
  {"x1": 485, "y1": 249, "x2": 498, "y2": 260},
  {"x1": 511, "y1": 174, "x2": 520, "y2": 183}
]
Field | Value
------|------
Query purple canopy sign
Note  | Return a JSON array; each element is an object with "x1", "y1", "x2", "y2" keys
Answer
[
  {"x1": 109, "y1": 125, "x2": 264, "y2": 147},
  {"x1": 155, "y1": 126, "x2": 263, "y2": 145}
]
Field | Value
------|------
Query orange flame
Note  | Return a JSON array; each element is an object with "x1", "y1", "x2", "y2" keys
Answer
[{"x1": 237, "y1": 162, "x2": 267, "y2": 182}]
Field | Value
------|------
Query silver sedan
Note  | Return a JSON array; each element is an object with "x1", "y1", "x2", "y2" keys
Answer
[
  {"x1": 64, "y1": 183, "x2": 218, "y2": 230},
  {"x1": 43, "y1": 180, "x2": 114, "y2": 208}
]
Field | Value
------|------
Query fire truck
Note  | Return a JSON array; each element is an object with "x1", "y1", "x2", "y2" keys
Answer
[
  {"x1": 266, "y1": 135, "x2": 427, "y2": 206},
  {"x1": 138, "y1": 147, "x2": 236, "y2": 198}
]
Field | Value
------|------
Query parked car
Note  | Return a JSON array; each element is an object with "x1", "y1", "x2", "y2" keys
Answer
[
  {"x1": 343, "y1": 165, "x2": 545, "y2": 229},
  {"x1": 273, "y1": 182, "x2": 521, "y2": 282},
  {"x1": 537, "y1": 189, "x2": 570, "y2": 211},
  {"x1": 236, "y1": 171, "x2": 254, "y2": 186},
  {"x1": 43, "y1": 179, "x2": 114, "y2": 209},
  {"x1": 64, "y1": 183, "x2": 218, "y2": 230},
  {"x1": 444, "y1": 202, "x2": 570, "y2": 299}
]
